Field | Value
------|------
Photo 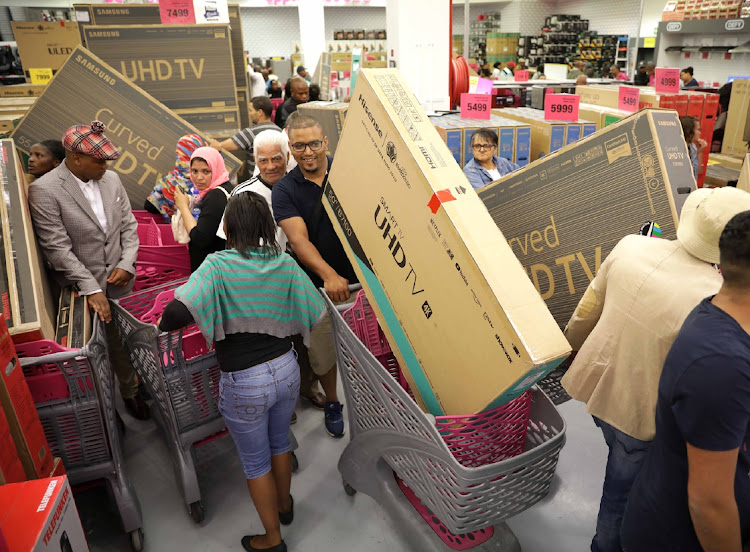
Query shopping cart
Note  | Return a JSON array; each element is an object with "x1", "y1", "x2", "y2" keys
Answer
[
  {"x1": 16, "y1": 318, "x2": 144, "y2": 551},
  {"x1": 134, "y1": 219, "x2": 190, "y2": 292},
  {"x1": 112, "y1": 280, "x2": 299, "y2": 523},
  {"x1": 325, "y1": 290, "x2": 567, "y2": 551},
  {"x1": 132, "y1": 210, "x2": 166, "y2": 225}
]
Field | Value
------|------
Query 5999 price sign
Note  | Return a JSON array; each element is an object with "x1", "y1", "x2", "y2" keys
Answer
[
  {"x1": 460, "y1": 93, "x2": 492, "y2": 120},
  {"x1": 544, "y1": 93, "x2": 580, "y2": 122}
]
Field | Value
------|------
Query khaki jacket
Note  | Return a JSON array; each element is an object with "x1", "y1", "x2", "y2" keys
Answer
[{"x1": 561, "y1": 235, "x2": 722, "y2": 441}]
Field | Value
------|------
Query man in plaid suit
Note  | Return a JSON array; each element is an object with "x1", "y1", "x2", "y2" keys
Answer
[{"x1": 28, "y1": 121, "x2": 149, "y2": 420}]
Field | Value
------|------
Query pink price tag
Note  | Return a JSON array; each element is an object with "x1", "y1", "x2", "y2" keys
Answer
[
  {"x1": 618, "y1": 86, "x2": 639, "y2": 113},
  {"x1": 460, "y1": 93, "x2": 492, "y2": 119},
  {"x1": 514, "y1": 70, "x2": 529, "y2": 82},
  {"x1": 655, "y1": 68, "x2": 680, "y2": 94},
  {"x1": 159, "y1": 0, "x2": 196, "y2": 23},
  {"x1": 475, "y1": 77, "x2": 494, "y2": 95},
  {"x1": 544, "y1": 94, "x2": 580, "y2": 121}
]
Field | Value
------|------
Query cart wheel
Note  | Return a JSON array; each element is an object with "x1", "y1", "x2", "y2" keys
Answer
[
  {"x1": 189, "y1": 501, "x2": 205, "y2": 523},
  {"x1": 343, "y1": 481, "x2": 356, "y2": 496},
  {"x1": 129, "y1": 528, "x2": 144, "y2": 552},
  {"x1": 291, "y1": 452, "x2": 299, "y2": 472}
]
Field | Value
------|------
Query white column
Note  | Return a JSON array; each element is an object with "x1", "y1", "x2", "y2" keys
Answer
[
  {"x1": 386, "y1": 0, "x2": 451, "y2": 113},
  {"x1": 298, "y1": 0, "x2": 325, "y2": 78}
]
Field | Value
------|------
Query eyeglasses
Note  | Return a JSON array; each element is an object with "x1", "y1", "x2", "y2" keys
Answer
[
  {"x1": 472, "y1": 144, "x2": 494, "y2": 151},
  {"x1": 290, "y1": 140, "x2": 324, "y2": 153}
]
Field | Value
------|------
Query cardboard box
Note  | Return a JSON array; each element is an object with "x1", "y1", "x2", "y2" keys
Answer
[
  {"x1": 738, "y1": 153, "x2": 750, "y2": 192},
  {"x1": 237, "y1": 87, "x2": 250, "y2": 130},
  {"x1": 11, "y1": 22, "x2": 81, "y2": 83},
  {"x1": 174, "y1": 107, "x2": 241, "y2": 135},
  {"x1": 312, "y1": 52, "x2": 333, "y2": 101},
  {"x1": 83, "y1": 25, "x2": 237, "y2": 110},
  {"x1": 54, "y1": 287, "x2": 91, "y2": 350},
  {"x1": 0, "y1": 402, "x2": 25, "y2": 485},
  {"x1": 0, "y1": 84, "x2": 45, "y2": 98},
  {"x1": 11, "y1": 46, "x2": 241, "y2": 209},
  {"x1": 0, "y1": 476, "x2": 88, "y2": 551},
  {"x1": 578, "y1": 103, "x2": 631, "y2": 129},
  {"x1": 0, "y1": 140, "x2": 56, "y2": 341},
  {"x1": 722, "y1": 78, "x2": 750, "y2": 158},
  {"x1": 324, "y1": 69, "x2": 570, "y2": 415},
  {"x1": 493, "y1": 107, "x2": 579, "y2": 162},
  {"x1": 0, "y1": 318, "x2": 55, "y2": 479},
  {"x1": 478, "y1": 110, "x2": 696, "y2": 327},
  {"x1": 576, "y1": 85, "x2": 690, "y2": 115},
  {"x1": 297, "y1": 101, "x2": 348, "y2": 156},
  {"x1": 710, "y1": 152, "x2": 745, "y2": 170},
  {"x1": 227, "y1": 4, "x2": 247, "y2": 90}
]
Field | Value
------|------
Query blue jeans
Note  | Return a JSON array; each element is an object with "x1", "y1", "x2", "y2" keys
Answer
[
  {"x1": 591, "y1": 417, "x2": 651, "y2": 552},
  {"x1": 218, "y1": 348, "x2": 300, "y2": 479}
]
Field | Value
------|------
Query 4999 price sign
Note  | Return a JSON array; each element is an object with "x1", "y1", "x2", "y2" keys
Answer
[
  {"x1": 655, "y1": 67, "x2": 680, "y2": 94},
  {"x1": 544, "y1": 93, "x2": 580, "y2": 122},
  {"x1": 460, "y1": 93, "x2": 492, "y2": 120}
]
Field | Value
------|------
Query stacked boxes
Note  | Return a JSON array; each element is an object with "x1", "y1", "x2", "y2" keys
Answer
[
  {"x1": 478, "y1": 110, "x2": 695, "y2": 327},
  {"x1": 722, "y1": 78, "x2": 750, "y2": 159},
  {"x1": 485, "y1": 32, "x2": 519, "y2": 66},
  {"x1": 494, "y1": 107, "x2": 597, "y2": 162},
  {"x1": 297, "y1": 101, "x2": 348, "y2": 156},
  {"x1": 662, "y1": 0, "x2": 742, "y2": 20},
  {"x1": 11, "y1": 22, "x2": 81, "y2": 83},
  {"x1": 324, "y1": 68, "x2": 570, "y2": 415},
  {"x1": 430, "y1": 114, "x2": 531, "y2": 167},
  {"x1": 579, "y1": 103, "x2": 638, "y2": 129}
]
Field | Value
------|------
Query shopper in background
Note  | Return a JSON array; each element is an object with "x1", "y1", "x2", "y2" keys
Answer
[
  {"x1": 680, "y1": 116, "x2": 707, "y2": 180},
  {"x1": 501, "y1": 61, "x2": 515, "y2": 77},
  {"x1": 633, "y1": 62, "x2": 649, "y2": 86},
  {"x1": 269, "y1": 80, "x2": 283, "y2": 99},
  {"x1": 248, "y1": 65, "x2": 268, "y2": 98},
  {"x1": 567, "y1": 60, "x2": 585, "y2": 80},
  {"x1": 210, "y1": 97, "x2": 281, "y2": 175},
  {"x1": 266, "y1": 67, "x2": 279, "y2": 91},
  {"x1": 160, "y1": 192, "x2": 325, "y2": 552},
  {"x1": 145, "y1": 134, "x2": 204, "y2": 221},
  {"x1": 273, "y1": 115, "x2": 358, "y2": 438},
  {"x1": 609, "y1": 65, "x2": 629, "y2": 81},
  {"x1": 560, "y1": 187, "x2": 750, "y2": 552},
  {"x1": 713, "y1": 81, "x2": 732, "y2": 147},
  {"x1": 491, "y1": 62, "x2": 502, "y2": 79},
  {"x1": 296, "y1": 65, "x2": 310, "y2": 83},
  {"x1": 646, "y1": 62, "x2": 656, "y2": 86},
  {"x1": 173, "y1": 147, "x2": 233, "y2": 272},
  {"x1": 275, "y1": 77, "x2": 309, "y2": 128},
  {"x1": 27, "y1": 139, "x2": 65, "y2": 179},
  {"x1": 479, "y1": 67, "x2": 492, "y2": 79},
  {"x1": 622, "y1": 208, "x2": 750, "y2": 552},
  {"x1": 680, "y1": 66, "x2": 699, "y2": 88},
  {"x1": 309, "y1": 83, "x2": 321, "y2": 102},
  {"x1": 463, "y1": 129, "x2": 520, "y2": 190},
  {"x1": 28, "y1": 121, "x2": 148, "y2": 421},
  {"x1": 531, "y1": 63, "x2": 546, "y2": 80},
  {"x1": 576, "y1": 74, "x2": 588, "y2": 86}
]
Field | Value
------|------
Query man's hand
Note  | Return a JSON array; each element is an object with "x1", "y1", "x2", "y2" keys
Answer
[
  {"x1": 87, "y1": 292, "x2": 111, "y2": 323},
  {"x1": 209, "y1": 138, "x2": 222, "y2": 150},
  {"x1": 107, "y1": 268, "x2": 132, "y2": 286},
  {"x1": 324, "y1": 274, "x2": 350, "y2": 303}
]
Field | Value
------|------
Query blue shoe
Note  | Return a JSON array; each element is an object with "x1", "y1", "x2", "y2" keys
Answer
[{"x1": 324, "y1": 401, "x2": 345, "y2": 438}]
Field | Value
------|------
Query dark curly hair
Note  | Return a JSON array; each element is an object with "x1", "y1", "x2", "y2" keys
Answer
[{"x1": 719, "y1": 210, "x2": 750, "y2": 288}]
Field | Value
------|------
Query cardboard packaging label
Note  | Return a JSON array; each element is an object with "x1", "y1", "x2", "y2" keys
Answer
[
  {"x1": 297, "y1": 101, "x2": 348, "y2": 156},
  {"x1": 83, "y1": 24, "x2": 236, "y2": 111},
  {"x1": 324, "y1": 69, "x2": 570, "y2": 416},
  {"x1": 12, "y1": 46, "x2": 241, "y2": 209},
  {"x1": 11, "y1": 22, "x2": 81, "y2": 84},
  {"x1": 0, "y1": 84, "x2": 45, "y2": 98},
  {"x1": 479, "y1": 109, "x2": 695, "y2": 327},
  {"x1": 0, "y1": 476, "x2": 88, "y2": 551},
  {"x1": 174, "y1": 107, "x2": 240, "y2": 136}
]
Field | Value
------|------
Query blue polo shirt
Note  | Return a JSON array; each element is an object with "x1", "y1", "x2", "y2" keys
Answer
[{"x1": 272, "y1": 156, "x2": 358, "y2": 289}]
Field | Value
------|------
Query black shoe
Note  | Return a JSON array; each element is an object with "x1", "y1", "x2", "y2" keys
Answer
[
  {"x1": 241, "y1": 536, "x2": 287, "y2": 552},
  {"x1": 279, "y1": 495, "x2": 294, "y2": 526},
  {"x1": 124, "y1": 396, "x2": 151, "y2": 420}
]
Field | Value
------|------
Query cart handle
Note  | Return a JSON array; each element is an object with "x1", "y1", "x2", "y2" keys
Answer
[{"x1": 19, "y1": 346, "x2": 90, "y2": 367}]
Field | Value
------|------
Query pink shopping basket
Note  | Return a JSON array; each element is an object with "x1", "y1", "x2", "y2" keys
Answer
[
  {"x1": 135, "y1": 220, "x2": 190, "y2": 292},
  {"x1": 133, "y1": 210, "x2": 166, "y2": 224},
  {"x1": 16, "y1": 340, "x2": 95, "y2": 404}
]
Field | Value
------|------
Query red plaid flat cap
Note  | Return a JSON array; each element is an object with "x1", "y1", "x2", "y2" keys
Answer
[{"x1": 62, "y1": 120, "x2": 121, "y2": 160}]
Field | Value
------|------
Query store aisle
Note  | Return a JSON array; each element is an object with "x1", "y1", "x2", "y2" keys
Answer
[{"x1": 76, "y1": 391, "x2": 606, "y2": 551}]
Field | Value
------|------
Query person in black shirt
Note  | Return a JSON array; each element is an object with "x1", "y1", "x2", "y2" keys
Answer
[
  {"x1": 272, "y1": 115, "x2": 357, "y2": 438},
  {"x1": 274, "y1": 77, "x2": 309, "y2": 129},
  {"x1": 174, "y1": 147, "x2": 233, "y2": 271},
  {"x1": 622, "y1": 210, "x2": 750, "y2": 552}
]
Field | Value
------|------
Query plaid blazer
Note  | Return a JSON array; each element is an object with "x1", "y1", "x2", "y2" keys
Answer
[{"x1": 28, "y1": 161, "x2": 139, "y2": 299}]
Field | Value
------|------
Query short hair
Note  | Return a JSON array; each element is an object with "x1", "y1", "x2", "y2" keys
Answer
[
  {"x1": 470, "y1": 129, "x2": 498, "y2": 148},
  {"x1": 576, "y1": 74, "x2": 588, "y2": 85},
  {"x1": 288, "y1": 115, "x2": 323, "y2": 137},
  {"x1": 251, "y1": 96, "x2": 273, "y2": 118},
  {"x1": 37, "y1": 140, "x2": 65, "y2": 162},
  {"x1": 493, "y1": 62, "x2": 502, "y2": 69},
  {"x1": 718, "y1": 210, "x2": 750, "y2": 288},
  {"x1": 680, "y1": 116, "x2": 699, "y2": 144},
  {"x1": 223, "y1": 191, "x2": 280, "y2": 258},
  {"x1": 253, "y1": 129, "x2": 289, "y2": 161},
  {"x1": 290, "y1": 76, "x2": 308, "y2": 90}
]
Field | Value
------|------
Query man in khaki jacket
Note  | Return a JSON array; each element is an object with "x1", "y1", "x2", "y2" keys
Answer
[{"x1": 561, "y1": 187, "x2": 750, "y2": 552}]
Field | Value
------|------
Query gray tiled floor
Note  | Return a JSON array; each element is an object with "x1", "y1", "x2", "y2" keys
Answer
[{"x1": 77, "y1": 391, "x2": 606, "y2": 552}]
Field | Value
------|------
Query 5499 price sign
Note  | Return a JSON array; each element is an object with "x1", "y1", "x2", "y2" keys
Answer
[
  {"x1": 460, "y1": 93, "x2": 492, "y2": 120},
  {"x1": 618, "y1": 86, "x2": 639, "y2": 113},
  {"x1": 544, "y1": 93, "x2": 580, "y2": 121}
]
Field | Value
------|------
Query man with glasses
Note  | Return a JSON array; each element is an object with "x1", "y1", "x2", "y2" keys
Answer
[
  {"x1": 462, "y1": 128, "x2": 520, "y2": 190},
  {"x1": 272, "y1": 115, "x2": 357, "y2": 438}
]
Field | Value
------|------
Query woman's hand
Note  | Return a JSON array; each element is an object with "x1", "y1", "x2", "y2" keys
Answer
[
  {"x1": 174, "y1": 186, "x2": 190, "y2": 211},
  {"x1": 696, "y1": 138, "x2": 708, "y2": 154}
]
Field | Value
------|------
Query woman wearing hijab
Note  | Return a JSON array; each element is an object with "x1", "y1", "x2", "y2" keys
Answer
[
  {"x1": 174, "y1": 146, "x2": 233, "y2": 271},
  {"x1": 145, "y1": 134, "x2": 204, "y2": 220}
]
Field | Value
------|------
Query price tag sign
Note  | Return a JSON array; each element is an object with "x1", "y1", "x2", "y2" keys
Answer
[
  {"x1": 475, "y1": 77, "x2": 493, "y2": 95},
  {"x1": 544, "y1": 93, "x2": 580, "y2": 121},
  {"x1": 159, "y1": 0, "x2": 196, "y2": 24},
  {"x1": 460, "y1": 93, "x2": 492, "y2": 120},
  {"x1": 468, "y1": 75, "x2": 479, "y2": 93},
  {"x1": 618, "y1": 86, "x2": 639, "y2": 112},
  {"x1": 655, "y1": 67, "x2": 680, "y2": 94},
  {"x1": 29, "y1": 68, "x2": 53, "y2": 85},
  {"x1": 515, "y1": 70, "x2": 529, "y2": 82}
]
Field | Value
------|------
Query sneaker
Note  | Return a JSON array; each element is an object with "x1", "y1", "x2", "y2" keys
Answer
[
  {"x1": 290, "y1": 411, "x2": 297, "y2": 425},
  {"x1": 324, "y1": 401, "x2": 345, "y2": 438}
]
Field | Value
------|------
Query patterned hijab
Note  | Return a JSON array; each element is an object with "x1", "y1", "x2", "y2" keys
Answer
[{"x1": 146, "y1": 134, "x2": 203, "y2": 220}]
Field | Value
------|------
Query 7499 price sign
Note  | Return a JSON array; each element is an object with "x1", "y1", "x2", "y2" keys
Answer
[{"x1": 166, "y1": 8, "x2": 191, "y2": 17}]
